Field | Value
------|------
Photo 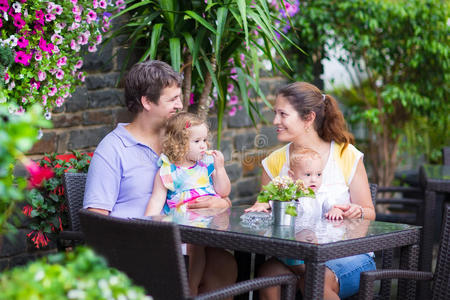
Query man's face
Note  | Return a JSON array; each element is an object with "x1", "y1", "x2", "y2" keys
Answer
[{"x1": 149, "y1": 85, "x2": 183, "y2": 121}]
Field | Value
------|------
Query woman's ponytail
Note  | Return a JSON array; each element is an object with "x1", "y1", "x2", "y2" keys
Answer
[{"x1": 320, "y1": 94, "x2": 354, "y2": 154}]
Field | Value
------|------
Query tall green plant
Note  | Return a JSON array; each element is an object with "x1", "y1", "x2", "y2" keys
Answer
[
  {"x1": 111, "y1": 0, "x2": 301, "y2": 146},
  {"x1": 330, "y1": 0, "x2": 449, "y2": 186}
]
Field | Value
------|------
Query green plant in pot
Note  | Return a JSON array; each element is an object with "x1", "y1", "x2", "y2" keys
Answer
[{"x1": 257, "y1": 176, "x2": 315, "y2": 218}]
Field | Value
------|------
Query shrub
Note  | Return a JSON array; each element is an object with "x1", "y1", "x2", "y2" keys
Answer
[
  {"x1": 23, "y1": 151, "x2": 92, "y2": 248},
  {"x1": 0, "y1": 246, "x2": 152, "y2": 300}
]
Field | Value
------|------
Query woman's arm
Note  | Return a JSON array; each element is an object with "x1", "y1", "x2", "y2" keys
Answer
[
  {"x1": 244, "y1": 169, "x2": 271, "y2": 212},
  {"x1": 211, "y1": 150, "x2": 231, "y2": 197},
  {"x1": 144, "y1": 170, "x2": 168, "y2": 216},
  {"x1": 336, "y1": 159, "x2": 375, "y2": 220}
]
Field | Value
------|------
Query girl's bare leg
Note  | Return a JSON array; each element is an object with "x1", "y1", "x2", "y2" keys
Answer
[{"x1": 187, "y1": 244, "x2": 206, "y2": 295}]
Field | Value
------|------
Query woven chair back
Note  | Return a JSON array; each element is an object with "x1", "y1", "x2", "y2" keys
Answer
[
  {"x1": 79, "y1": 209, "x2": 190, "y2": 300},
  {"x1": 62, "y1": 173, "x2": 87, "y2": 231},
  {"x1": 369, "y1": 183, "x2": 378, "y2": 205},
  {"x1": 432, "y1": 204, "x2": 450, "y2": 299}
]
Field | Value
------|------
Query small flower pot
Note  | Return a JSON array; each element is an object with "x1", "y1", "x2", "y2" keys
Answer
[{"x1": 272, "y1": 200, "x2": 298, "y2": 227}]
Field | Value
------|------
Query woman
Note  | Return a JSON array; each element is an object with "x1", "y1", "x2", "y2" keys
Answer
[{"x1": 246, "y1": 82, "x2": 376, "y2": 300}]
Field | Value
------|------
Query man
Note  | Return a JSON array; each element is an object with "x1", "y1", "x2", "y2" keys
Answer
[{"x1": 84, "y1": 60, "x2": 236, "y2": 293}]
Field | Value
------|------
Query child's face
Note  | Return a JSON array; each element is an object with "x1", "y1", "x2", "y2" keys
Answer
[
  {"x1": 290, "y1": 158, "x2": 323, "y2": 191},
  {"x1": 186, "y1": 124, "x2": 208, "y2": 162}
]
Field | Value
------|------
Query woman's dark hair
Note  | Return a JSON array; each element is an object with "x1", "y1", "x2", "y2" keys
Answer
[
  {"x1": 277, "y1": 82, "x2": 354, "y2": 153},
  {"x1": 124, "y1": 60, "x2": 182, "y2": 113}
]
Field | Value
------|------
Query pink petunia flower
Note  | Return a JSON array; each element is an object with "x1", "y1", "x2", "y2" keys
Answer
[
  {"x1": 227, "y1": 83, "x2": 234, "y2": 94},
  {"x1": 42, "y1": 95, "x2": 47, "y2": 105},
  {"x1": 0, "y1": 18, "x2": 2, "y2": 28},
  {"x1": 48, "y1": 87, "x2": 57, "y2": 96},
  {"x1": 34, "y1": 52, "x2": 42, "y2": 61},
  {"x1": 45, "y1": 13, "x2": 56, "y2": 22},
  {"x1": 99, "y1": 0, "x2": 106, "y2": 9},
  {"x1": 71, "y1": 0, "x2": 78, "y2": 4},
  {"x1": 53, "y1": 5, "x2": 62, "y2": 15},
  {"x1": 57, "y1": 56, "x2": 67, "y2": 67},
  {"x1": 38, "y1": 70, "x2": 46, "y2": 81},
  {"x1": 55, "y1": 69, "x2": 64, "y2": 80},
  {"x1": 77, "y1": 71, "x2": 85, "y2": 82},
  {"x1": 17, "y1": 36, "x2": 29, "y2": 48},
  {"x1": 93, "y1": 0, "x2": 98, "y2": 9},
  {"x1": 69, "y1": 22, "x2": 80, "y2": 31},
  {"x1": 15, "y1": 51, "x2": 32, "y2": 66},
  {"x1": 72, "y1": 5, "x2": 81, "y2": 15},
  {"x1": 13, "y1": 14, "x2": 26, "y2": 29},
  {"x1": 35, "y1": 9, "x2": 44, "y2": 23},
  {"x1": 95, "y1": 34, "x2": 102, "y2": 45},
  {"x1": 70, "y1": 39, "x2": 80, "y2": 52},
  {"x1": 86, "y1": 9, "x2": 97, "y2": 24},
  {"x1": 30, "y1": 79, "x2": 40, "y2": 90},
  {"x1": 51, "y1": 33, "x2": 63, "y2": 44},
  {"x1": 55, "y1": 97, "x2": 64, "y2": 107},
  {"x1": 4, "y1": 72, "x2": 9, "y2": 83},
  {"x1": 74, "y1": 59, "x2": 83, "y2": 69},
  {"x1": 0, "y1": 0, "x2": 9, "y2": 12},
  {"x1": 229, "y1": 95, "x2": 239, "y2": 106},
  {"x1": 228, "y1": 106, "x2": 237, "y2": 116},
  {"x1": 88, "y1": 45, "x2": 97, "y2": 52},
  {"x1": 74, "y1": 14, "x2": 81, "y2": 22}
]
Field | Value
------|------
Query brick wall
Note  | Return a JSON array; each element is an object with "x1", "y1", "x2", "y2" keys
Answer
[{"x1": 1, "y1": 36, "x2": 288, "y2": 270}]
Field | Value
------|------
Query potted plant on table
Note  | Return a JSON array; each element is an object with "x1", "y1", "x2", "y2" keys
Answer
[{"x1": 257, "y1": 176, "x2": 315, "y2": 226}]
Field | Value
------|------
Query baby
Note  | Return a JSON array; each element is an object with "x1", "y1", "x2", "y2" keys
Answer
[{"x1": 289, "y1": 148, "x2": 343, "y2": 220}]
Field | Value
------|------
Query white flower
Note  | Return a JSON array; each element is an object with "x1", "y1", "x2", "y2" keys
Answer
[
  {"x1": 8, "y1": 35, "x2": 18, "y2": 47},
  {"x1": 12, "y1": 2, "x2": 21, "y2": 13},
  {"x1": 34, "y1": 270, "x2": 45, "y2": 281},
  {"x1": 3, "y1": 11, "x2": 8, "y2": 21}
]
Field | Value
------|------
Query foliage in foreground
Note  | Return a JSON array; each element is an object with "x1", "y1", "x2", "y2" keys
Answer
[
  {"x1": 0, "y1": 246, "x2": 152, "y2": 300},
  {"x1": 0, "y1": 103, "x2": 51, "y2": 235}
]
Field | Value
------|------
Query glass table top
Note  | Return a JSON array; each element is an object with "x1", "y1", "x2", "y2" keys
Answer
[{"x1": 139, "y1": 205, "x2": 420, "y2": 245}]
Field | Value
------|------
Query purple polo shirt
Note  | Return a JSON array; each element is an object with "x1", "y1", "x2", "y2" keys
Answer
[{"x1": 83, "y1": 123, "x2": 160, "y2": 218}]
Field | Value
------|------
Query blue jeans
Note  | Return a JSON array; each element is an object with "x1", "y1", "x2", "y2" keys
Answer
[{"x1": 279, "y1": 253, "x2": 376, "y2": 299}]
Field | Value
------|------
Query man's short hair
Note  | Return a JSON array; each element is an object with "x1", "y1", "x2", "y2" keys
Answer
[{"x1": 124, "y1": 60, "x2": 182, "y2": 113}]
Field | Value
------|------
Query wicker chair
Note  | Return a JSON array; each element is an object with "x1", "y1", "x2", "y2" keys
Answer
[
  {"x1": 79, "y1": 209, "x2": 298, "y2": 300},
  {"x1": 443, "y1": 147, "x2": 450, "y2": 166},
  {"x1": 358, "y1": 204, "x2": 450, "y2": 300},
  {"x1": 57, "y1": 172, "x2": 87, "y2": 249}
]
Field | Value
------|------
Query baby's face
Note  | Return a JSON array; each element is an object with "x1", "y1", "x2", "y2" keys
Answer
[{"x1": 291, "y1": 158, "x2": 323, "y2": 192}]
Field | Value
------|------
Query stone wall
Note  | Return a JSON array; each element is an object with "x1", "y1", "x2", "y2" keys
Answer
[{"x1": 1, "y1": 37, "x2": 288, "y2": 271}]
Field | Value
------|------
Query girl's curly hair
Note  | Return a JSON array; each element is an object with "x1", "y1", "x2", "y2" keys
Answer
[{"x1": 162, "y1": 112, "x2": 209, "y2": 164}]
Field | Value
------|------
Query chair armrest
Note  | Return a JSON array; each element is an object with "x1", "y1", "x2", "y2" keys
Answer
[
  {"x1": 195, "y1": 274, "x2": 297, "y2": 300},
  {"x1": 358, "y1": 270, "x2": 433, "y2": 300},
  {"x1": 58, "y1": 230, "x2": 85, "y2": 241}
]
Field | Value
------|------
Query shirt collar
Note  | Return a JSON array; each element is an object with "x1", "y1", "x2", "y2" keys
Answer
[{"x1": 114, "y1": 123, "x2": 138, "y2": 148}]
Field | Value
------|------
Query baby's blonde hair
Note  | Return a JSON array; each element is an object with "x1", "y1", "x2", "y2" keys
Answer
[
  {"x1": 162, "y1": 112, "x2": 209, "y2": 164},
  {"x1": 289, "y1": 148, "x2": 321, "y2": 170}
]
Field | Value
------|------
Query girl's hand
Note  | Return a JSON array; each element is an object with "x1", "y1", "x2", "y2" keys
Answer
[
  {"x1": 210, "y1": 150, "x2": 225, "y2": 169},
  {"x1": 324, "y1": 207, "x2": 344, "y2": 220},
  {"x1": 244, "y1": 202, "x2": 271, "y2": 213},
  {"x1": 334, "y1": 204, "x2": 363, "y2": 219}
]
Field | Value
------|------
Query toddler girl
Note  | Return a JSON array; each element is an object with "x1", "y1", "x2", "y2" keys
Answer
[{"x1": 145, "y1": 112, "x2": 231, "y2": 295}]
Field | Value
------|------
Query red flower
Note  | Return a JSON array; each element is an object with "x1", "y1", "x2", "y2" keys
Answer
[
  {"x1": 27, "y1": 230, "x2": 49, "y2": 248},
  {"x1": 22, "y1": 205, "x2": 33, "y2": 217},
  {"x1": 26, "y1": 160, "x2": 54, "y2": 188}
]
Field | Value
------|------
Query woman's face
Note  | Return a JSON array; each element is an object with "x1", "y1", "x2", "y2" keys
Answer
[{"x1": 273, "y1": 96, "x2": 306, "y2": 142}]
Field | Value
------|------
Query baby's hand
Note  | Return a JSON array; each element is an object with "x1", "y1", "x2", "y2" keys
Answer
[
  {"x1": 325, "y1": 206, "x2": 344, "y2": 220},
  {"x1": 209, "y1": 150, "x2": 225, "y2": 169}
]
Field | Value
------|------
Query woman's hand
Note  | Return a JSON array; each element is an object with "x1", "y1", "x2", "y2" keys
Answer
[
  {"x1": 187, "y1": 196, "x2": 231, "y2": 209},
  {"x1": 244, "y1": 202, "x2": 271, "y2": 213},
  {"x1": 334, "y1": 203, "x2": 363, "y2": 219}
]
